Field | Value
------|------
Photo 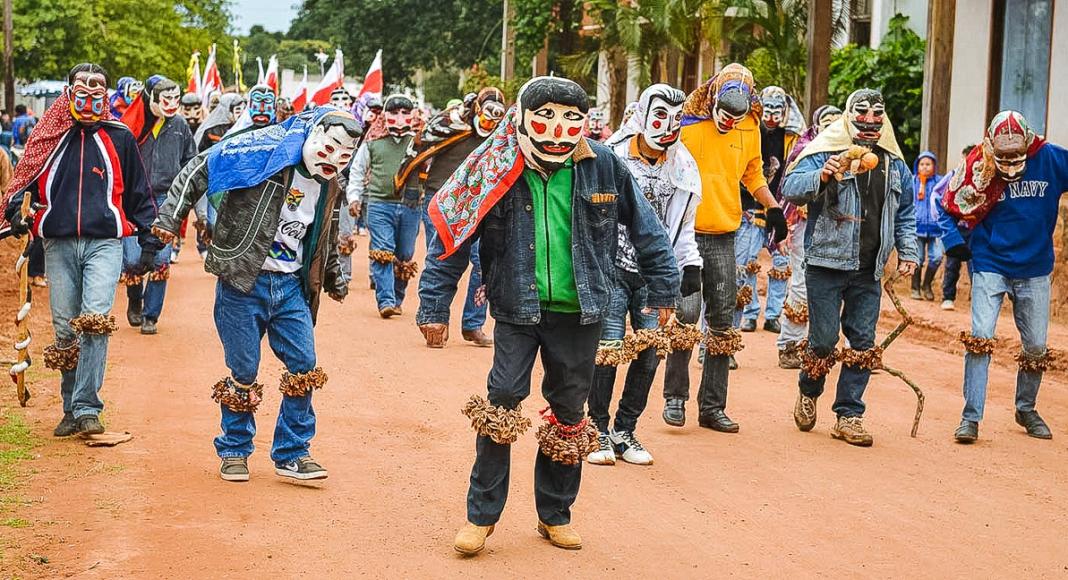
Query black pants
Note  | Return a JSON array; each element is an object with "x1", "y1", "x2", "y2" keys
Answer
[
  {"x1": 467, "y1": 312, "x2": 602, "y2": 527},
  {"x1": 28, "y1": 239, "x2": 45, "y2": 277}
]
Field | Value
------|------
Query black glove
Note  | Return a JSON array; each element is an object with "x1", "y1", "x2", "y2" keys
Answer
[
  {"x1": 8, "y1": 213, "x2": 31, "y2": 238},
  {"x1": 680, "y1": 265, "x2": 701, "y2": 297},
  {"x1": 766, "y1": 206, "x2": 788, "y2": 244},
  {"x1": 945, "y1": 244, "x2": 972, "y2": 262},
  {"x1": 138, "y1": 249, "x2": 158, "y2": 275}
]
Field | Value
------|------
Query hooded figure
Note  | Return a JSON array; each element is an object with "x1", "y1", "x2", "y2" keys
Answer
[
  {"x1": 110, "y1": 76, "x2": 143, "y2": 119},
  {"x1": 195, "y1": 93, "x2": 244, "y2": 152}
]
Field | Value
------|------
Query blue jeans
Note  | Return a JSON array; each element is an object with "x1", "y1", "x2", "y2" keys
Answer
[
  {"x1": 44, "y1": 238, "x2": 123, "y2": 418},
  {"x1": 213, "y1": 272, "x2": 318, "y2": 464},
  {"x1": 367, "y1": 200, "x2": 421, "y2": 310},
  {"x1": 777, "y1": 219, "x2": 808, "y2": 349},
  {"x1": 121, "y1": 237, "x2": 173, "y2": 321},
  {"x1": 961, "y1": 272, "x2": 1049, "y2": 422},
  {"x1": 799, "y1": 265, "x2": 881, "y2": 418},
  {"x1": 734, "y1": 214, "x2": 787, "y2": 324},
  {"x1": 917, "y1": 235, "x2": 943, "y2": 269},
  {"x1": 421, "y1": 194, "x2": 487, "y2": 331}
]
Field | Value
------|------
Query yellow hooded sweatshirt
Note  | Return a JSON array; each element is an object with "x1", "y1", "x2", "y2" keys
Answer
[{"x1": 681, "y1": 115, "x2": 767, "y2": 234}]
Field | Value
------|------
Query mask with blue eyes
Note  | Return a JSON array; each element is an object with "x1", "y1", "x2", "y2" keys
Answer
[
  {"x1": 69, "y1": 72, "x2": 108, "y2": 124},
  {"x1": 247, "y1": 84, "x2": 276, "y2": 127}
]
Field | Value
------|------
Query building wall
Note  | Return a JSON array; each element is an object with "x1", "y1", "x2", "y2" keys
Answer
[
  {"x1": 871, "y1": 0, "x2": 929, "y2": 47},
  {"x1": 946, "y1": 0, "x2": 993, "y2": 165},
  {"x1": 1046, "y1": 3, "x2": 1068, "y2": 145}
]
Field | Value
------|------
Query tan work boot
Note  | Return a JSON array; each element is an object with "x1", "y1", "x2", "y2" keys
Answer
[
  {"x1": 537, "y1": 521, "x2": 582, "y2": 550},
  {"x1": 454, "y1": 522, "x2": 494, "y2": 555},
  {"x1": 379, "y1": 306, "x2": 401, "y2": 319},
  {"x1": 793, "y1": 393, "x2": 817, "y2": 432},
  {"x1": 831, "y1": 415, "x2": 874, "y2": 447},
  {"x1": 420, "y1": 323, "x2": 449, "y2": 348},
  {"x1": 462, "y1": 328, "x2": 494, "y2": 347}
]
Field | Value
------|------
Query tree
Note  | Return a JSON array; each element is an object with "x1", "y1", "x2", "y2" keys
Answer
[{"x1": 726, "y1": 0, "x2": 808, "y2": 102}]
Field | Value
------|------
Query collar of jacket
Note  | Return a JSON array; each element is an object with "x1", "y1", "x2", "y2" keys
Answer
[{"x1": 572, "y1": 137, "x2": 597, "y2": 163}]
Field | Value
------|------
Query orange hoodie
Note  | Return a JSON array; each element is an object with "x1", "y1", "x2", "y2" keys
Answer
[{"x1": 681, "y1": 115, "x2": 767, "y2": 234}]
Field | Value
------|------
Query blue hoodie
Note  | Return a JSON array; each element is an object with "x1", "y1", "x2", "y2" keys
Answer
[
  {"x1": 939, "y1": 142, "x2": 1068, "y2": 278},
  {"x1": 912, "y1": 151, "x2": 942, "y2": 237}
]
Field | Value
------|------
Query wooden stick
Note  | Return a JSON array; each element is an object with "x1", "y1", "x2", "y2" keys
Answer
[
  {"x1": 879, "y1": 272, "x2": 924, "y2": 437},
  {"x1": 10, "y1": 193, "x2": 32, "y2": 406}
]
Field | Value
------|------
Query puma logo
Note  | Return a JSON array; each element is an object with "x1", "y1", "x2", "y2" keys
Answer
[{"x1": 91, "y1": 167, "x2": 105, "y2": 179}]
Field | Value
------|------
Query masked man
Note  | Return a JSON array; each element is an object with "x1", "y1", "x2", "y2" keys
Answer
[
  {"x1": 275, "y1": 97, "x2": 294, "y2": 124},
  {"x1": 418, "y1": 77, "x2": 678, "y2": 555},
  {"x1": 734, "y1": 86, "x2": 805, "y2": 336},
  {"x1": 940, "y1": 111, "x2": 1068, "y2": 443},
  {"x1": 330, "y1": 87, "x2": 354, "y2": 112},
  {"x1": 152, "y1": 108, "x2": 358, "y2": 482},
  {"x1": 3, "y1": 63, "x2": 157, "y2": 437},
  {"x1": 777, "y1": 105, "x2": 841, "y2": 369},
  {"x1": 663, "y1": 64, "x2": 787, "y2": 432},
  {"x1": 782, "y1": 89, "x2": 918, "y2": 447},
  {"x1": 346, "y1": 94, "x2": 421, "y2": 317},
  {"x1": 225, "y1": 84, "x2": 277, "y2": 138},
  {"x1": 180, "y1": 92, "x2": 203, "y2": 134},
  {"x1": 118, "y1": 76, "x2": 196, "y2": 335},
  {"x1": 585, "y1": 84, "x2": 700, "y2": 465},
  {"x1": 403, "y1": 87, "x2": 506, "y2": 348},
  {"x1": 109, "y1": 76, "x2": 143, "y2": 119},
  {"x1": 584, "y1": 107, "x2": 611, "y2": 142}
]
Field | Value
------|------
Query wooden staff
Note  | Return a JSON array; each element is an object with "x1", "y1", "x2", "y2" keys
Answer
[
  {"x1": 879, "y1": 272, "x2": 925, "y2": 437},
  {"x1": 9, "y1": 192, "x2": 33, "y2": 406}
]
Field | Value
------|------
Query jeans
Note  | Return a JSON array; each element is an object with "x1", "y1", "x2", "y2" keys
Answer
[
  {"x1": 798, "y1": 265, "x2": 881, "y2": 418},
  {"x1": 468, "y1": 312, "x2": 601, "y2": 527},
  {"x1": 44, "y1": 238, "x2": 123, "y2": 418},
  {"x1": 942, "y1": 227, "x2": 971, "y2": 301},
  {"x1": 121, "y1": 237, "x2": 173, "y2": 321},
  {"x1": 212, "y1": 272, "x2": 318, "y2": 464},
  {"x1": 663, "y1": 233, "x2": 735, "y2": 414},
  {"x1": 734, "y1": 214, "x2": 787, "y2": 324},
  {"x1": 422, "y1": 193, "x2": 487, "y2": 331},
  {"x1": 778, "y1": 219, "x2": 808, "y2": 349},
  {"x1": 367, "y1": 200, "x2": 421, "y2": 310},
  {"x1": 917, "y1": 235, "x2": 943, "y2": 269},
  {"x1": 587, "y1": 270, "x2": 659, "y2": 433},
  {"x1": 961, "y1": 272, "x2": 1050, "y2": 422}
]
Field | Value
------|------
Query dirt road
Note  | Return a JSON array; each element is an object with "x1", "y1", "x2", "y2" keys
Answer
[{"x1": 3, "y1": 234, "x2": 1068, "y2": 578}]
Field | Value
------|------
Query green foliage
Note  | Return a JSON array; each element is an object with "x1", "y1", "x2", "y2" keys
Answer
[
  {"x1": 421, "y1": 67, "x2": 462, "y2": 109},
  {"x1": 727, "y1": 0, "x2": 807, "y2": 103},
  {"x1": 460, "y1": 64, "x2": 526, "y2": 103},
  {"x1": 512, "y1": 0, "x2": 556, "y2": 67},
  {"x1": 830, "y1": 15, "x2": 926, "y2": 160}
]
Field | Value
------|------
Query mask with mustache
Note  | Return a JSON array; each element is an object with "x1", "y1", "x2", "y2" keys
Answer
[{"x1": 515, "y1": 77, "x2": 589, "y2": 174}]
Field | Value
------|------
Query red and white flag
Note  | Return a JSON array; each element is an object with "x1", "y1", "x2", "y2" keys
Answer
[
  {"x1": 187, "y1": 51, "x2": 202, "y2": 96},
  {"x1": 356, "y1": 49, "x2": 383, "y2": 99},
  {"x1": 288, "y1": 66, "x2": 309, "y2": 111},
  {"x1": 200, "y1": 44, "x2": 223, "y2": 99},
  {"x1": 310, "y1": 49, "x2": 345, "y2": 106},
  {"x1": 264, "y1": 55, "x2": 279, "y2": 94}
]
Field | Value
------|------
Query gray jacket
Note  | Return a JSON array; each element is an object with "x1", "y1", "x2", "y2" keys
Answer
[{"x1": 782, "y1": 151, "x2": 918, "y2": 279}]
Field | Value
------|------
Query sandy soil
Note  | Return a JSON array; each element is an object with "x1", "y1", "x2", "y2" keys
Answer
[{"x1": 2, "y1": 232, "x2": 1068, "y2": 579}]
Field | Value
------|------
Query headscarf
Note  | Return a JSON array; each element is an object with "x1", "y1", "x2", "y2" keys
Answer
[
  {"x1": 787, "y1": 89, "x2": 904, "y2": 172},
  {"x1": 942, "y1": 111, "x2": 1046, "y2": 227},
  {"x1": 194, "y1": 93, "x2": 242, "y2": 146},
  {"x1": 760, "y1": 86, "x2": 806, "y2": 136},
  {"x1": 204, "y1": 106, "x2": 349, "y2": 205},
  {"x1": 681, "y1": 63, "x2": 762, "y2": 127}
]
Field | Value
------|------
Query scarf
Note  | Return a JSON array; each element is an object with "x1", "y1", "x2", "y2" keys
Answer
[
  {"x1": 787, "y1": 90, "x2": 904, "y2": 172},
  {"x1": 427, "y1": 105, "x2": 525, "y2": 258},
  {"x1": 680, "y1": 63, "x2": 762, "y2": 127},
  {"x1": 394, "y1": 97, "x2": 477, "y2": 190},
  {"x1": 941, "y1": 111, "x2": 1045, "y2": 228}
]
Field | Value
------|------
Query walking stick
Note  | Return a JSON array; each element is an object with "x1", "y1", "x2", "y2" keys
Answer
[
  {"x1": 878, "y1": 271, "x2": 925, "y2": 437},
  {"x1": 8, "y1": 193, "x2": 34, "y2": 406}
]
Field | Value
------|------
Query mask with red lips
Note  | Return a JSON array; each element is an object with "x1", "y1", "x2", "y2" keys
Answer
[
  {"x1": 68, "y1": 68, "x2": 109, "y2": 125},
  {"x1": 301, "y1": 112, "x2": 363, "y2": 182},
  {"x1": 516, "y1": 77, "x2": 589, "y2": 174},
  {"x1": 846, "y1": 89, "x2": 885, "y2": 147},
  {"x1": 382, "y1": 94, "x2": 415, "y2": 137},
  {"x1": 247, "y1": 84, "x2": 276, "y2": 127},
  {"x1": 148, "y1": 78, "x2": 181, "y2": 119},
  {"x1": 638, "y1": 84, "x2": 685, "y2": 152}
]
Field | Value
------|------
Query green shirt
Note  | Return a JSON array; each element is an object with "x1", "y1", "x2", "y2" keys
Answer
[
  {"x1": 366, "y1": 136, "x2": 412, "y2": 201},
  {"x1": 523, "y1": 162, "x2": 580, "y2": 313}
]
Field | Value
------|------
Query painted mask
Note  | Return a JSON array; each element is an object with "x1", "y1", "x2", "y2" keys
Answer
[
  {"x1": 247, "y1": 84, "x2": 276, "y2": 127},
  {"x1": 474, "y1": 87, "x2": 506, "y2": 137},
  {"x1": 69, "y1": 71, "x2": 109, "y2": 124},
  {"x1": 207, "y1": 91, "x2": 222, "y2": 114},
  {"x1": 814, "y1": 105, "x2": 842, "y2": 133},
  {"x1": 301, "y1": 113, "x2": 361, "y2": 181},
  {"x1": 229, "y1": 99, "x2": 246, "y2": 124},
  {"x1": 149, "y1": 79, "x2": 181, "y2": 119},
  {"x1": 760, "y1": 86, "x2": 787, "y2": 129},
  {"x1": 846, "y1": 89, "x2": 885, "y2": 147},
  {"x1": 118, "y1": 77, "x2": 144, "y2": 106},
  {"x1": 588, "y1": 108, "x2": 606, "y2": 132},
  {"x1": 712, "y1": 83, "x2": 751, "y2": 134},
  {"x1": 180, "y1": 93, "x2": 202, "y2": 124},
  {"x1": 330, "y1": 88, "x2": 353, "y2": 110},
  {"x1": 986, "y1": 110, "x2": 1034, "y2": 183},
  {"x1": 516, "y1": 77, "x2": 589, "y2": 174},
  {"x1": 639, "y1": 84, "x2": 685, "y2": 151},
  {"x1": 382, "y1": 94, "x2": 415, "y2": 137},
  {"x1": 275, "y1": 97, "x2": 293, "y2": 123}
]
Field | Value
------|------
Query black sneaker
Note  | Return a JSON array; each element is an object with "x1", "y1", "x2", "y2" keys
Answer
[
  {"x1": 220, "y1": 457, "x2": 250, "y2": 482},
  {"x1": 76, "y1": 415, "x2": 105, "y2": 435},
  {"x1": 954, "y1": 420, "x2": 979, "y2": 443},
  {"x1": 141, "y1": 319, "x2": 158, "y2": 335},
  {"x1": 763, "y1": 318, "x2": 781, "y2": 333},
  {"x1": 740, "y1": 319, "x2": 757, "y2": 332},
  {"x1": 53, "y1": 414, "x2": 78, "y2": 437},
  {"x1": 275, "y1": 456, "x2": 328, "y2": 480}
]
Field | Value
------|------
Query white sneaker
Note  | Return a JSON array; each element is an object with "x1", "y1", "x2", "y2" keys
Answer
[
  {"x1": 611, "y1": 430, "x2": 653, "y2": 465},
  {"x1": 941, "y1": 300, "x2": 955, "y2": 311},
  {"x1": 586, "y1": 432, "x2": 616, "y2": 465}
]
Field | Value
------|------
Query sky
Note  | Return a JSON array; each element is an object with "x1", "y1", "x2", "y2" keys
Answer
[{"x1": 231, "y1": 0, "x2": 298, "y2": 34}]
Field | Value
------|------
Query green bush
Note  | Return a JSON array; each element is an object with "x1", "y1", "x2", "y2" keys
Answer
[{"x1": 830, "y1": 14, "x2": 926, "y2": 161}]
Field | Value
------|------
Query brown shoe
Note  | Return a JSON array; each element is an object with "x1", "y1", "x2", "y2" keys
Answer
[
  {"x1": 793, "y1": 393, "x2": 817, "y2": 432},
  {"x1": 537, "y1": 521, "x2": 582, "y2": 550},
  {"x1": 462, "y1": 329, "x2": 494, "y2": 347},
  {"x1": 831, "y1": 415, "x2": 873, "y2": 447},
  {"x1": 454, "y1": 522, "x2": 494, "y2": 555},
  {"x1": 379, "y1": 306, "x2": 401, "y2": 319},
  {"x1": 778, "y1": 346, "x2": 802, "y2": 369},
  {"x1": 420, "y1": 323, "x2": 449, "y2": 348}
]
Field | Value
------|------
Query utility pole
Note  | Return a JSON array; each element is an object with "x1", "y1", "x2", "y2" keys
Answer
[
  {"x1": 921, "y1": 0, "x2": 956, "y2": 164},
  {"x1": 804, "y1": 0, "x2": 831, "y2": 113},
  {"x1": 4, "y1": 0, "x2": 13, "y2": 113},
  {"x1": 500, "y1": 0, "x2": 515, "y2": 82}
]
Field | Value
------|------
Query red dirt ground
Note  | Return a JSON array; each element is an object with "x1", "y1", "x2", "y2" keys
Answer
[{"x1": 2, "y1": 231, "x2": 1068, "y2": 578}]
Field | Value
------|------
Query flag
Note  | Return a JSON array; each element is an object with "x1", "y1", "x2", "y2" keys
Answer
[
  {"x1": 288, "y1": 66, "x2": 309, "y2": 111},
  {"x1": 356, "y1": 49, "x2": 383, "y2": 99},
  {"x1": 256, "y1": 57, "x2": 265, "y2": 85},
  {"x1": 186, "y1": 51, "x2": 202, "y2": 96},
  {"x1": 201, "y1": 44, "x2": 222, "y2": 99},
  {"x1": 310, "y1": 49, "x2": 344, "y2": 106},
  {"x1": 264, "y1": 55, "x2": 279, "y2": 94}
]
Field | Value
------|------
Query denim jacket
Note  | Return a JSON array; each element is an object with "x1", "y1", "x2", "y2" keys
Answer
[
  {"x1": 782, "y1": 151, "x2": 919, "y2": 279},
  {"x1": 417, "y1": 138, "x2": 679, "y2": 326}
]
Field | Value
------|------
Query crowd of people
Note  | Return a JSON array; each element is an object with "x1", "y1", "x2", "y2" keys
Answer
[{"x1": 1, "y1": 59, "x2": 1066, "y2": 556}]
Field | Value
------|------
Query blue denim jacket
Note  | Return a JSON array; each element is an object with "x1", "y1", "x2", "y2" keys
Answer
[
  {"x1": 417, "y1": 139, "x2": 679, "y2": 326},
  {"x1": 782, "y1": 151, "x2": 919, "y2": 279}
]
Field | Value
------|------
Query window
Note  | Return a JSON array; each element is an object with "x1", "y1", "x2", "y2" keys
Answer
[
  {"x1": 990, "y1": 0, "x2": 1053, "y2": 132},
  {"x1": 850, "y1": 0, "x2": 873, "y2": 46}
]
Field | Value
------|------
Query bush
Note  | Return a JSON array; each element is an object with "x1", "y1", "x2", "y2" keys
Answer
[{"x1": 830, "y1": 14, "x2": 925, "y2": 161}]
